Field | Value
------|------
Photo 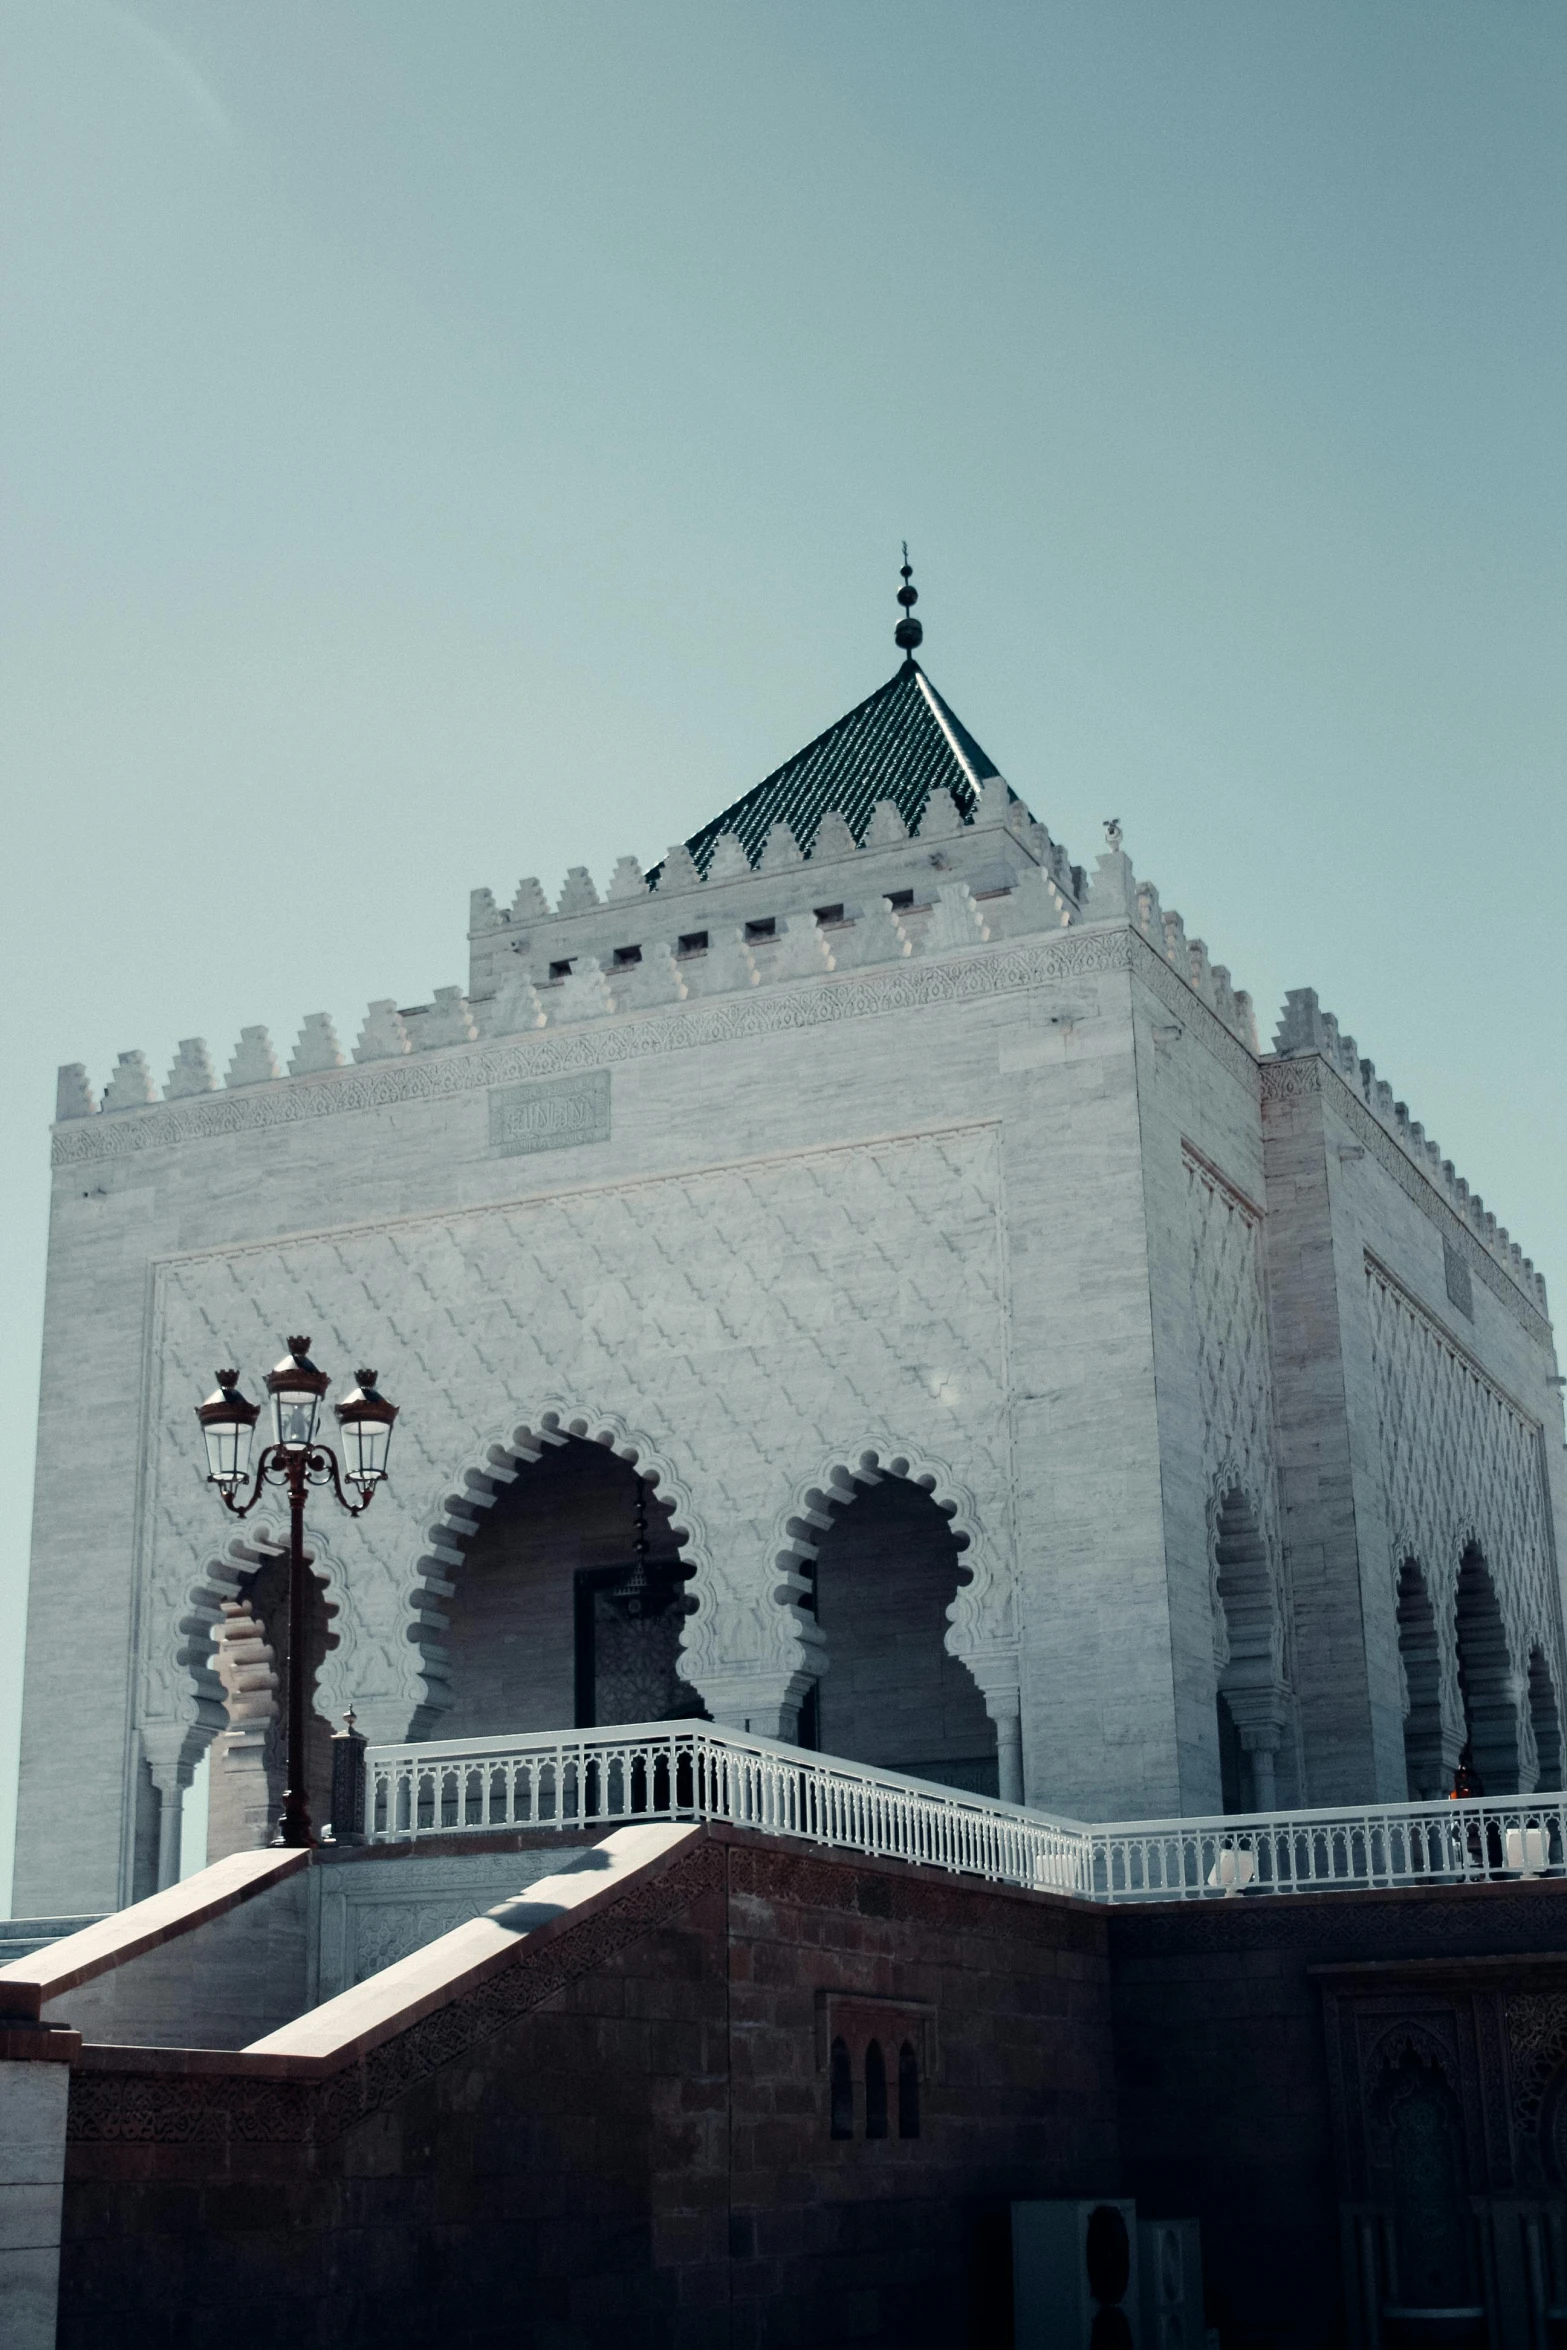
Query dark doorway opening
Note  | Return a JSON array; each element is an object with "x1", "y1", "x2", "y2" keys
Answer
[
  {"x1": 435, "y1": 1435, "x2": 704, "y2": 1739},
  {"x1": 807, "y1": 1471, "x2": 996, "y2": 1795}
]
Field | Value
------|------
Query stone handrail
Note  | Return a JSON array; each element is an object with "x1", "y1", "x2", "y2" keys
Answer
[{"x1": 362, "y1": 1722, "x2": 1567, "y2": 1904}]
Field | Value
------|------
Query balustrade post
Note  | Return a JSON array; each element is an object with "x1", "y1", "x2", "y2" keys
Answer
[{"x1": 327, "y1": 1709, "x2": 368, "y2": 1845}]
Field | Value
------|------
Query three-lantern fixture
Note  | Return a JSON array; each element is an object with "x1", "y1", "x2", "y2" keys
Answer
[
  {"x1": 196, "y1": 1344, "x2": 397, "y2": 1493},
  {"x1": 194, "y1": 1341, "x2": 399, "y2": 1849}
]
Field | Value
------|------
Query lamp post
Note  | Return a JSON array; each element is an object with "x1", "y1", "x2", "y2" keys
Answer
[{"x1": 196, "y1": 1339, "x2": 398, "y2": 1848}]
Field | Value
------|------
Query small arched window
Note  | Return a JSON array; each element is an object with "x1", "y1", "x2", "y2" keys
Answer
[
  {"x1": 864, "y1": 2040, "x2": 889, "y2": 2138},
  {"x1": 829, "y1": 2037, "x2": 853, "y2": 2140},
  {"x1": 898, "y1": 2040, "x2": 920, "y2": 2138}
]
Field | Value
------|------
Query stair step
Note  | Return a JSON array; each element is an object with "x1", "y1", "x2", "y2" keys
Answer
[{"x1": 0, "y1": 1916, "x2": 105, "y2": 1966}]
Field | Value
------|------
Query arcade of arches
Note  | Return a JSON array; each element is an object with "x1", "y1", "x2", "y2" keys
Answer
[
  {"x1": 200, "y1": 1446, "x2": 1566, "y2": 1838},
  {"x1": 203, "y1": 1435, "x2": 1002, "y2": 1824},
  {"x1": 1394, "y1": 1545, "x2": 1563, "y2": 1799}
]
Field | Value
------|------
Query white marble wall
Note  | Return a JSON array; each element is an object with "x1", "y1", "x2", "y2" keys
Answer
[{"x1": 17, "y1": 807, "x2": 1565, "y2": 1907}]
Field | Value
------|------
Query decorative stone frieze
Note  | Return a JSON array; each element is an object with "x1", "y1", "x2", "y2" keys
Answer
[{"x1": 51, "y1": 927, "x2": 1142, "y2": 1167}]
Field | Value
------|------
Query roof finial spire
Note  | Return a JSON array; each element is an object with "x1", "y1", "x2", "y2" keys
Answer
[{"x1": 894, "y1": 542, "x2": 923, "y2": 661}]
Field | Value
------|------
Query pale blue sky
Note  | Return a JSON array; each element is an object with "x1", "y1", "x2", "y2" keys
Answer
[{"x1": 1, "y1": 2, "x2": 1562, "y2": 1905}]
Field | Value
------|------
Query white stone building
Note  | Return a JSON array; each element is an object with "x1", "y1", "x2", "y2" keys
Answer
[{"x1": 15, "y1": 612, "x2": 1567, "y2": 1912}]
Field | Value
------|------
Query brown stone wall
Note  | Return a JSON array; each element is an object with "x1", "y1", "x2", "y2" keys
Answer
[
  {"x1": 1109, "y1": 1875, "x2": 1567, "y2": 2350},
  {"x1": 55, "y1": 1826, "x2": 1117, "y2": 2350}
]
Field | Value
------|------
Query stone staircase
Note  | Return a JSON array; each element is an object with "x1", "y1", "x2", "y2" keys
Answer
[{"x1": 0, "y1": 1915, "x2": 104, "y2": 1966}]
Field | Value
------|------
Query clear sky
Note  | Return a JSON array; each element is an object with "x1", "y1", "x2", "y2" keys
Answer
[{"x1": 1, "y1": 2, "x2": 1562, "y2": 1906}]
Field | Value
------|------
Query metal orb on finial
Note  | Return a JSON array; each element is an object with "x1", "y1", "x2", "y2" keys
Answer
[{"x1": 894, "y1": 543, "x2": 924, "y2": 655}]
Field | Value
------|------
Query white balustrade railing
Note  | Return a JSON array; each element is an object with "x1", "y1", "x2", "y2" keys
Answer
[
  {"x1": 1087, "y1": 1793, "x2": 1567, "y2": 1901},
  {"x1": 364, "y1": 1722, "x2": 1092, "y2": 1895},
  {"x1": 362, "y1": 1722, "x2": 1567, "y2": 1907}
]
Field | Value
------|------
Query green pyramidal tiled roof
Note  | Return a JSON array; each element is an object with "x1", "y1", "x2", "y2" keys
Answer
[{"x1": 675, "y1": 658, "x2": 1001, "y2": 878}]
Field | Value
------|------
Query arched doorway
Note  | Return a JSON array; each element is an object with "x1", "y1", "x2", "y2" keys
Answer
[
  {"x1": 1396, "y1": 1560, "x2": 1448, "y2": 1799},
  {"x1": 207, "y1": 1552, "x2": 336, "y2": 1860},
  {"x1": 1528, "y1": 1648, "x2": 1562, "y2": 1793},
  {"x1": 1378, "y1": 2049, "x2": 1475, "y2": 2315},
  {"x1": 434, "y1": 1435, "x2": 703, "y2": 1738},
  {"x1": 1455, "y1": 1547, "x2": 1519, "y2": 1795},
  {"x1": 1212, "y1": 1485, "x2": 1288, "y2": 1811},
  {"x1": 805, "y1": 1470, "x2": 996, "y2": 1794}
]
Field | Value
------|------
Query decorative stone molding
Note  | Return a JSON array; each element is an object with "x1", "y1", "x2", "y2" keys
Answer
[
  {"x1": 152, "y1": 1526, "x2": 346, "y2": 1799},
  {"x1": 52, "y1": 927, "x2": 1143, "y2": 1166},
  {"x1": 1505, "y1": 1991, "x2": 1567, "y2": 2148}
]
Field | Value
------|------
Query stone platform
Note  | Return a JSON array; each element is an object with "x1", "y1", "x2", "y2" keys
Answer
[{"x1": 1, "y1": 1825, "x2": 1565, "y2": 2347}]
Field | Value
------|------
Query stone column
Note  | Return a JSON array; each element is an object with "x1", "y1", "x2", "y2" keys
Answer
[
  {"x1": 142, "y1": 1727, "x2": 197, "y2": 1889},
  {"x1": 1241, "y1": 1728, "x2": 1279, "y2": 1811},
  {"x1": 0, "y1": 2028, "x2": 78, "y2": 2350},
  {"x1": 1227, "y1": 1689, "x2": 1289, "y2": 1814},
  {"x1": 985, "y1": 1690, "x2": 1025, "y2": 1805}
]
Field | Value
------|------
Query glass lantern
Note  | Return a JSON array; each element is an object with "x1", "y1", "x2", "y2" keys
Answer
[
  {"x1": 333, "y1": 1370, "x2": 398, "y2": 1488},
  {"x1": 195, "y1": 1372, "x2": 260, "y2": 1490},
  {"x1": 265, "y1": 1338, "x2": 330, "y2": 1451}
]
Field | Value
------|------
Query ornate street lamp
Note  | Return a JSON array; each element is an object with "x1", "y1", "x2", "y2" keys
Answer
[{"x1": 195, "y1": 1338, "x2": 398, "y2": 1848}]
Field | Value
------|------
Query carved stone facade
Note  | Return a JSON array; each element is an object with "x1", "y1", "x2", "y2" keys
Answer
[
  {"x1": 15, "y1": 652, "x2": 1567, "y2": 1907},
  {"x1": 1319, "y1": 1953, "x2": 1567, "y2": 2342},
  {"x1": 1368, "y1": 1263, "x2": 1563, "y2": 1793}
]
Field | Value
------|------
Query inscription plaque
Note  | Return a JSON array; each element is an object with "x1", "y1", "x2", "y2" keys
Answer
[{"x1": 489, "y1": 1070, "x2": 611, "y2": 1158}]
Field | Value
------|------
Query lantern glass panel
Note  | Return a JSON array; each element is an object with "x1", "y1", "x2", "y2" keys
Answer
[
  {"x1": 272, "y1": 1387, "x2": 321, "y2": 1449},
  {"x1": 203, "y1": 1415, "x2": 254, "y2": 1486},
  {"x1": 341, "y1": 1414, "x2": 393, "y2": 1485}
]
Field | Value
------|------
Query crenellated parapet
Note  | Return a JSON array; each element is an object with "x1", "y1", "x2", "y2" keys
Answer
[
  {"x1": 1080, "y1": 830, "x2": 1259, "y2": 1052},
  {"x1": 1270, "y1": 985, "x2": 1548, "y2": 1318},
  {"x1": 50, "y1": 793, "x2": 1281, "y2": 1143},
  {"x1": 465, "y1": 774, "x2": 1082, "y2": 1013}
]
